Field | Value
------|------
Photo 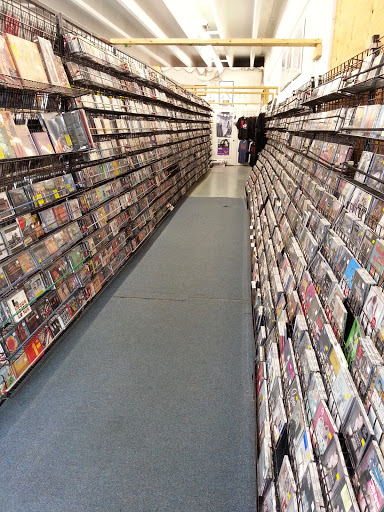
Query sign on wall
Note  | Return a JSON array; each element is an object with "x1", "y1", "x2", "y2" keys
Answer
[
  {"x1": 216, "y1": 112, "x2": 233, "y2": 137},
  {"x1": 217, "y1": 139, "x2": 230, "y2": 156},
  {"x1": 280, "y1": 18, "x2": 306, "y2": 91}
]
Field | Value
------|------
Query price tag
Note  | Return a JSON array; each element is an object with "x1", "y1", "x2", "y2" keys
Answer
[
  {"x1": 0, "y1": 146, "x2": 4, "y2": 159},
  {"x1": 53, "y1": 189, "x2": 60, "y2": 199},
  {"x1": 65, "y1": 134, "x2": 73, "y2": 146},
  {"x1": 12, "y1": 43, "x2": 19, "y2": 58},
  {"x1": 36, "y1": 194, "x2": 44, "y2": 206}
]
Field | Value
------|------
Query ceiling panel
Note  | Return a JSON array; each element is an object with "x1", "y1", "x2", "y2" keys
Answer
[{"x1": 42, "y1": 0, "x2": 288, "y2": 68}]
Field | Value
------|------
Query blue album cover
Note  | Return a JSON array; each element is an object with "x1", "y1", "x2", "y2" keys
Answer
[{"x1": 343, "y1": 258, "x2": 360, "y2": 290}]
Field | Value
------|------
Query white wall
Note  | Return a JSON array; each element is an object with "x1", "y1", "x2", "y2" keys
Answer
[
  {"x1": 161, "y1": 67, "x2": 263, "y2": 165},
  {"x1": 264, "y1": 0, "x2": 337, "y2": 101}
]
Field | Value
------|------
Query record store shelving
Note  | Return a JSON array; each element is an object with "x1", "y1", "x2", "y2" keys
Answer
[
  {"x1": 248, "y1": 36, "x2": 384, "y2": 512},
  {"x1": 0, "y1": 0, "x2": 212, "y2": 400}
]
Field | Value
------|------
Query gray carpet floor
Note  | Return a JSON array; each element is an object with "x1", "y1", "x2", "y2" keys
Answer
[{"x1": 0, "y1": 192, "x2": 256, "y2": 512}]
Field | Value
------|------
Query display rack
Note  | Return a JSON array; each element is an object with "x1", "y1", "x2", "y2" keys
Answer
[
  {"x1": 0, "y1": 0, "x2": 212, "y2": 400},
  {"x1": 251, "y1": 36, "x2": 384, "y2": 512}
]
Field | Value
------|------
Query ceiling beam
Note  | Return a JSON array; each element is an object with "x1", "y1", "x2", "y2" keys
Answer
[
  {"x1": 250, "y1": 0, "x2": 262, "y2": 68},
  {"x1": 110, "y1": 37, "x2": 322, "y2": 48}
]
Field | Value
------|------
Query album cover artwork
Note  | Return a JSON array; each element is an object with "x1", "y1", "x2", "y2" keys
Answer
[
  {"x1": 39, "y1": 207, "x2": 58, "y2": 233},
  {"x1": 321, "y1": 436, "x2": 352, "y2": 507},
  {"x1": 2, "y1": 328, "x2": 20, "y2": 354},
  {"x1": 1, "y1": 111, "x2": 25, "y2": 158},
  {"x1": 344, "y1": 397, "x2": 373, "y2": 465},
  {"x1": 333, "y1": 295, "x2": 348, "y2": 338},
  {"x1": 31, "y1": 132, "x2": 54, "y2": 155},
  {"x1": 307, "y1": 372, "x2": 327, "y2": 423},
  {"x1": 35, "y1": 36, "x2": 62, "y2": 87},
  {"x1": 7, "y1": 288, "x2": 31, "y2": 322},
  {"x1": 352, "y1": 335, "x2": 381, "y2": 395},
  {"x1": 278, "y1": 456, "x2": 298, "y2": 512},
  {"x1": 63, "y1": 109, "x2": 94, "y2": 151},
  {"x1": 8, "y1": 187, "x2": 30, "y2": 214},
  {"x1": 361, "y1": 286, "x2": 384, "y2": 335},
  {"x1": 2, "y1": 222, "x2": 24, "y2": 253},
  {"x1": 258, "y1": 436, "x2": 273, "y2": 498},
  {"x1": 16, "y1": 212, "x2": 44, "y2": 245},
  {"x1": 360, "y1": 228, "x2": 377, "y2": 264},
  {"x1": 340, "y1": 257, "x2": 361, "y2": 296},
  {"x1": 11, "y1": 349, "x2": 29, "y2": 379},
  {"x1": 290, "y1": 394, "x2": 306, "y2": 450},
  {"x1": 355, "y1": 151, "x2": 373, "y2": 182},
  {"x1": 0, "y1": 191, "x2": 13, "y2": 221},
  {"x1": 54, "y1": 56, "x2": 71, "y2": 88},
  {"x1": 0, "y1": 34, "x2": 20, "y2": 87},
  {"x1": 25, "y1": 309, "x2": 43, "y2": 334},
  {"x1": 38, "y1": 112, "x2": 73, "y2": 153},
  {"x1": 5, "y1": 33, "x2": 49, "y2": 84},
  {"x1": 14, "y1": 321, "x2": 29, "y2": 344},
  {"x1": 300, "y1": 462, "x2": 324, "y2": 512},
  {"x1": 367, "y1": 153, "x2": 384, "y2": 191},
  {"x1": 356, "y1": 440, "x2": 384, "y2": 512},
  {"x1": 48, "y1": 315, "x2": 63, "y2": 338},
  {"x1": 262, "y1": 482, "x2": 277, "y2": 512},
  {"x1": 329, "y1": 366, "x2": 355, "y2": 429},
  {"x1": 312, "y1": 400, "x2": 338, "y2": 456},
  {"x1": 37, "y1": 325, "x2": 54, "y2": 349}
]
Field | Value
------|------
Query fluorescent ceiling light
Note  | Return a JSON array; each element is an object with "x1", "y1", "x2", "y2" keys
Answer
[
  {"x1": 162, "y1": 0, "x2": 223, "y2": 72},
  {"x1": 115, "y1": 0, "x2": 193, "y2": 66},
  {"x1": 71, "y1": 0, "x2": 171, "y2": 66}
]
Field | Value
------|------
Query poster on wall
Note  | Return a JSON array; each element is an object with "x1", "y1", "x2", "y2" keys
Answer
[
  {"x1": 281, "y1": 18, "x2": 306, "y2": 91},
  {"x1": 217, "y1": 138, "x2": 230, "y2": 156},
  {"x1": 216, "y1": 112, "x2": 233, "y2": 137}
]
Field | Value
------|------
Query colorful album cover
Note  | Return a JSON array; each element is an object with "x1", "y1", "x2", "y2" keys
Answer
[
  {"x1": 312, "y1": 400, "x2": 338, "y2": 456},
  {"x1": 17, "y1": 212, "x2": 44, "y2": 245},
  {"x1": 24, "y1": 334, "x2": 44, "y2": 365},
  {"x1": 11, "y1": 349, "x2": 29, "y2": 379},
  {"x1": 368, "y1": 238, "x2": 384, "y2": 283},
  {"x1": 2, "y1": 329, "x2": 20, "y2": 354},
  {"x1": 356, "y1": 440, "x2": 384, "y2": 512},
  {"x1": 340, "y1": 257, "x2": 360, "y2": 296},
  {"x1": 17, "y1": 251, "x2": 35, "y2": 275}
]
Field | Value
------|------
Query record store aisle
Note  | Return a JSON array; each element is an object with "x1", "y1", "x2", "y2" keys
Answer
[{"x1": 0, "y1": 166, "x2": 256, "y2": 512}]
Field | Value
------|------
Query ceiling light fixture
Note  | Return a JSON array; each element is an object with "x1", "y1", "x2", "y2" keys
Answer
[
  {"x1": 69, "y1": 0, "x2": 171, "y2": 66},
  {"x1": 116, "y1": 0, "x2": 193, "y2": 66},
  {"x1": 161, "y1": 0, "x2": 223, "y2": 73}
]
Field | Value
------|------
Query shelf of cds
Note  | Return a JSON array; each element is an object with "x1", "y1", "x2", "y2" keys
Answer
[
  {"x1": 249, "y1": 38, "x2": 384, "y2": 512},
  {"x1": 0, "y1": 0, "x2": 212, "y2": 400}
]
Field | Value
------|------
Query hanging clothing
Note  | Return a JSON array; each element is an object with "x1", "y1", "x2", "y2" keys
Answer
[
  {"x1": 249, "y1": 142, "x2": 257, "y2": 167},
  {"x1": 235, "y1": 117, "x2": 249, "y2": 140},
  {"x1": 254, "y1": 113, "x2": 266, "y2": 154},
  {"x1": 238, "y1": 140, "x2": 249, "y2": 164}
]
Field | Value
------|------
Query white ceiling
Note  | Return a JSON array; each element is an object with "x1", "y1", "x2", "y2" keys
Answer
[{"x1": 45, "y1": 0, "x2": 287, "y2": 69}]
